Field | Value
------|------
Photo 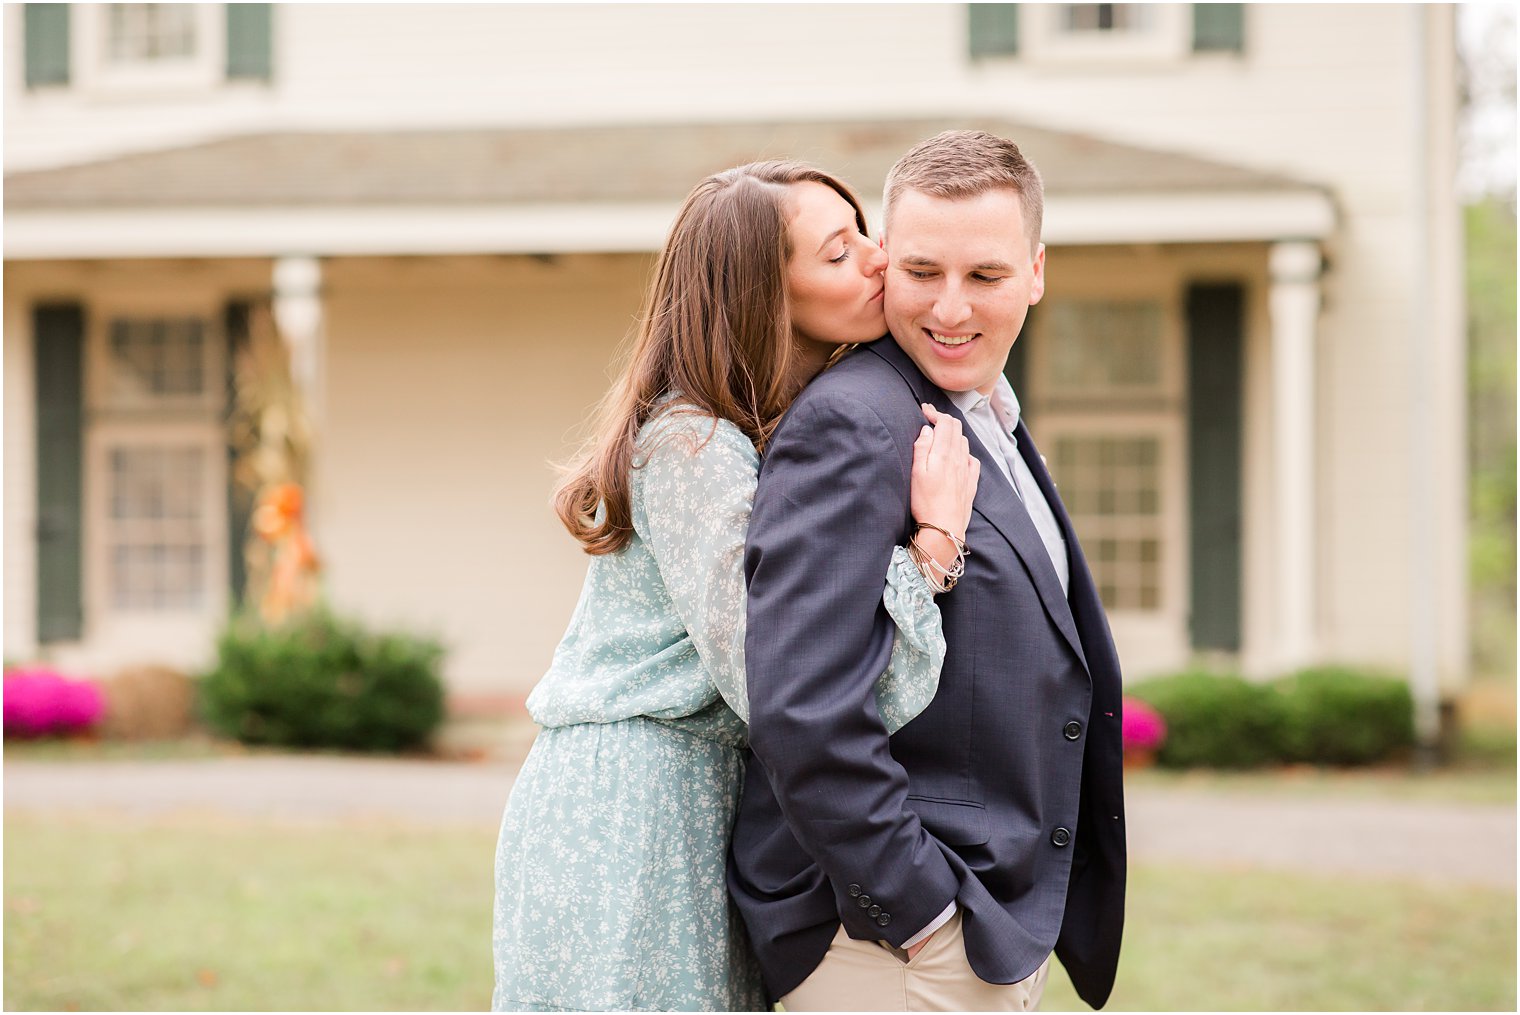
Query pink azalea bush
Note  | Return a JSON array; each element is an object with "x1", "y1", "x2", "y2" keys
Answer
[
  {"x1": 1121, "y1": 696, "x2": 1167, "y2": 753},
  {"x1": 3, "y1": 667, "x2": 105, "y2": 737}
]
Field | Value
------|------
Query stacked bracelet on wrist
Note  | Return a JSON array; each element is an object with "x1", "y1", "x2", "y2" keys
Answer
[{"x1": 909, "y1": 522, "x2": 969, "y2": 593}]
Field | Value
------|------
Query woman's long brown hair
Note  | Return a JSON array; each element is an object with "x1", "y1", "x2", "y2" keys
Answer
[{"x1": 554, "y1": 160, "x2": 870, "y2": 555}]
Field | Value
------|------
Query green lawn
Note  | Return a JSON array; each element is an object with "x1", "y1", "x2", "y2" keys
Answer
[
  {"x1": 5, "y1": 811, "x2": 1514, "y2": 1011},
  {"x1": 1125, "y1": 761, "x2": 1516, "y2": 806}
]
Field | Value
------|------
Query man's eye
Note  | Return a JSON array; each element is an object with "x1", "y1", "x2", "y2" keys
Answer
[
  {"x1": 906, "y1": 270, "x2": 935, "y2": 280},
  {"x1": 973, "y1": 274, "x2": 1004, "y2": 284}
]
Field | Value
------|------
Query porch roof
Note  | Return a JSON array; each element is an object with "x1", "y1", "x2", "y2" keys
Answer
[{"x1": 4, "y1": 118, "x2": 1337, "y2": 258}]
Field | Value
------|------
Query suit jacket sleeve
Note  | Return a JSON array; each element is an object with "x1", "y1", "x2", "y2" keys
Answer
[{"x1": 744, "y1": 394, "x2": 960, "y2": 945}]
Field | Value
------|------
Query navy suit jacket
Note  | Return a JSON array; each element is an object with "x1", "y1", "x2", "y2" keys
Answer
[{"x1": 729, "y1": 335, "x2": 1126, "y2": 1008}]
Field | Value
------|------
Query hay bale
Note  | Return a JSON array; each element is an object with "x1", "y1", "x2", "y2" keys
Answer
[{"x1": 101, "y1": 666, "x2": 195, "y2": 740}]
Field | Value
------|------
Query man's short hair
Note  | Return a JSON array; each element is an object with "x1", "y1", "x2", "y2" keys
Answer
[{"x1": 882, "y1": 129, "x2": 1044, "y2": 253}]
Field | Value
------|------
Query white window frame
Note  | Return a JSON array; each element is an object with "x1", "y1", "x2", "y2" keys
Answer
[
  {"x1": 1041, "y1": 413, "x2": 1187, "y2": 666},
  {"x1": 82, "y1": 293, "x2": 228, "y2": 657},
  {"x1": 1024, "y1": 261, "x2": 1188, "y2": 667},
  {"x1": 71, "y1": 3, "x2": 225, "y2": 97},
  {"x1": 1019, "y1": 3, "x2": 1191, "y2": 66}
]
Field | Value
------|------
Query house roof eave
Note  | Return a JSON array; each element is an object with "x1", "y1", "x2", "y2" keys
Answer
[{"x1": 3, "y1": 187, "x2": 1336, "y2": 262}]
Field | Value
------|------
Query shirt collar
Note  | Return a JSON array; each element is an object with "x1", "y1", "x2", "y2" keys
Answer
[{"x1": 948, "y1": 375, "x2": 1023, "y2": 434}]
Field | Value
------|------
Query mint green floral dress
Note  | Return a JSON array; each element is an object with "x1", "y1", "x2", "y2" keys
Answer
[{"x1": 491, "y1": 403, "x2": 946, "y2": 1012}]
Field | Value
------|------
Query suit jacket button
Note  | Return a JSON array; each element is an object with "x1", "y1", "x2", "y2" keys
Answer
[
  {"x1": 1063, "y1": 721, "x2": 1082, "y2": 740},
  {"x1": 847, "y1": 884, "x2": 862, "y2": 898},
  {"x1": 876, "y1": 913, "x2": 892, "y2": 927},
  {"x1": 868, "y1": 905, "x2": 882, "y2": 918},
  {"x1": 1052, "y1": 827, "x2": 1072, "y2": 847},
  {"x1": 857, "y1": 895, "x2": 873, "y2": 908}
]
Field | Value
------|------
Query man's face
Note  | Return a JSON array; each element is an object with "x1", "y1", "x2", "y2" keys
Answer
[{"x1": 883, "y1": 187, "x2": 1045, "y2": 395}]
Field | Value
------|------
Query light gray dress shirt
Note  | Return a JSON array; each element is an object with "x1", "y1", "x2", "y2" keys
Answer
[{"x1": 949, "y1": 377, "x2": 1070, "y2": 596}]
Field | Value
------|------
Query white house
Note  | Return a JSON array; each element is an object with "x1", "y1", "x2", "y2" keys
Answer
[{"x1": 4, "y1": 4, "x2": 1466, "y2": 716}]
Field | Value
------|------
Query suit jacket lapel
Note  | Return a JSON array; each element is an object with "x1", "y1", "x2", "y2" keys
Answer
[
  {"x1": 1010, "y1": 421, "x2": 1090, "y2": 673},
  {"x1": 865, "y1": 338, "x2": 1089, "y2": 673}
]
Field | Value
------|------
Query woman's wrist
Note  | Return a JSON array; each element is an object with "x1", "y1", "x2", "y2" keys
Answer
[
  {"x1": 914, "y1": 528, "x2": 959, "y2": 570},
  {"x1": 909, "y1": 522, "x2": 969, "y2": 593}
]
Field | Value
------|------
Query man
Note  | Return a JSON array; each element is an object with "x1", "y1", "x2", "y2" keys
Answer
[{"x1": 730, "y1": 130, "x2": 1126, "y2": 1011}]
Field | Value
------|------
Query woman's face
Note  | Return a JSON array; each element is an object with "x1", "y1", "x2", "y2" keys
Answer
[{"x1": 784, "y1": 181, "x2": 888, "y2": 350}]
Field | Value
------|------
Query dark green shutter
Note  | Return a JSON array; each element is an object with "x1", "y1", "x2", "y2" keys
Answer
[
  {"x1": 1193, "y1": 4, "x2": 1244, "y2": 53},
  {"x1": 1004, "y1": 305, "x2": 1031, "y2": 403},
  {"x1": 35, "y1": 303, "x2": 86, "y2": 643},
  {"x1": 224, "y1": 301, "x2": 254, "y2": 610},
  {"x1": 226, "y1": 3, "x2": 273, "y2": 80},
  {"x1": 24, "y1": 4, "x2": 70, "y2": 88},
  {"x1": 969, "y1": 4, "x2": 1019, "y2": 58},
  {"x1": 1186, "y1": 284, "x2": 1244, "y2": 652}
]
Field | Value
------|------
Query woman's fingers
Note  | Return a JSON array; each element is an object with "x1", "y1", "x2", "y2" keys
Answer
[{"x1": 913, "y1": 424, "x2": 933, "y2": 474}]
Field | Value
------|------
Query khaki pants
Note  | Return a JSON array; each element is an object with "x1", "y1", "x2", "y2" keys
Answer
[{"x1": 780, "y1": 911, "x2": 1051, "y2": 1012}]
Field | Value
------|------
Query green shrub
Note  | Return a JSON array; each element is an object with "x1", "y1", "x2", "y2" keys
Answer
[
  {"x1": 1127, "y1": 670, "x2": 1288, "y2": 769},
  {"x1": 200, "y1": 611, "x2": 445, "y2": 752},
  {"x1": 1273, "y1": 666, "x2": 1414, "y2": 765}
]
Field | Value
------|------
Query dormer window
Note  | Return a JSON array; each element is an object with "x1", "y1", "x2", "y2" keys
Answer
[
  {"x1": 106, "y1": 4, "x2": 197, "y2": 65},
  {"x1": 1060, "y1": 4, "x2": 1150, "y2": 34}
]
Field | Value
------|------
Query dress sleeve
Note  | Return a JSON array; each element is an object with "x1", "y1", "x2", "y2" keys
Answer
[
  {"x1": 635, "y1": 415, "x2": 760, "y2": 723},
  {"x1": 876, "y1": 546, "x2": 946, "y2": 734},
  {"x1": 636, "y1": 411, "x2": 946, "y2": 731}
]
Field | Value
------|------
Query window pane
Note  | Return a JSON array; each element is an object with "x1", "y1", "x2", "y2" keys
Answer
[
  {"x1": 1061, "y1": 4, "x2": 1148, "y2": 33},
  {"x1": 109, "y1": 448, "x2": 202, "y2": 520},
  {"x1": 1042, "y1": 300, "x2": 1163, "y2": 392},
  {"x1": 1055, "y1": 434, "x2": 1162, "y2": 611},
  {"x1": 107, "y1": 4, "x2": 196, "y2": 64},
  {"x1": 109, "y1": 317, "x2": 208, "y2": 400},
  {"x1": 107, "y1": 446, "x2": 205, "y2": 610}
]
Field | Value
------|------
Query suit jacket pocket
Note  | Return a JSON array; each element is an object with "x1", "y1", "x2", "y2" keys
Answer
[{"x1": 907, "y1": 795, "x2": 991, "y2": 847}]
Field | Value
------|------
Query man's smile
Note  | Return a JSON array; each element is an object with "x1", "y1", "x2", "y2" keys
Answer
[{"x1": 928, "y1": 330, "x2": 979, "y2": 348}]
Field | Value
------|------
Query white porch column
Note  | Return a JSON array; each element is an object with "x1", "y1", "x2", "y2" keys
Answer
[
  {"x1": 272, "y1": 254, "x2": 326, "y2": 532},
  {"x1": 272, "y1": 255, "x2": 325, "y2": 418},
  {"x1": 1268, "y1": 241, "x2": 1323, "y2": 672}
]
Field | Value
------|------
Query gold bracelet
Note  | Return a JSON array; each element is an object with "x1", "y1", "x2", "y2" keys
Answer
[
  {"x1": 909, "y1": 523, "x2": 969, "y2": 592},
  {"x1": 908, "y1": 540, "x2": 948, "y2": 592},
  {"x1": 915, "y1": 522, "x2": 967, "y2": 558}
]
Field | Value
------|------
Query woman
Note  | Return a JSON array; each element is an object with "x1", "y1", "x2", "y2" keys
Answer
[{"x1": 491, "y1": 161, "x2": 978, "y2": 1012}]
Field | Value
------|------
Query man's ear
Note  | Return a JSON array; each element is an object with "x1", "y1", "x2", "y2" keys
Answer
[{"x1": 1029, "y1": 243, "x2": 1047, "y2": 305}]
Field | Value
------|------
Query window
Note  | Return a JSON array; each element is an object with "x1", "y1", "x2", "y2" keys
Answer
[
  {"x1": 1028, "y1": 294, "x2": 1182, "y2": 617},
  {"x1": 71, "y1": 3, "x2": 227, "y2": 93},
  {"x1": 106, "y1": 4, "x2": 197, "y2": 64},
  {"x1": 87, "y1": 307, "x2": 226, "y2": 624},
  {"x1": 1015, "y1": 3, "x2": 1190, "y2": 64},
  {"x1": 1042, "y1": 301, "x2": 1164, "y2": 394},
  {"x1": 107, "y1": 446, "x2": 208, "y2": 610},
  {"x1": 1060, "y1": 4, "x2": 1151, "y2": 34},
  {"x1": 109, "y1": 317, "x2": 209, "y2": 401},
  {"x1": 24, "y1": 4, "x2": 273, "y2": 92},
  {"x1": 1052, "y1": 435, "x2": 1163, "y2": 610}
]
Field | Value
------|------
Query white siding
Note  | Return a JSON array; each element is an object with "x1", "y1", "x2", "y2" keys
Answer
[
  {"x1": 4, "y1": 287, "x2": 39, "y2": 662},
  {"x1": 317, "y1": 253, "x2": 652, "y2": 695}
]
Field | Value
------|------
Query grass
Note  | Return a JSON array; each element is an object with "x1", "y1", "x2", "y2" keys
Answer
[
  {"x1": 1040, "y1": 865, "x2": 1515, "y2": 1011},
  {"x1": 5, "y1": 812, "x2": 1514, "y2": 1011},
  {"x1": 3, "y1": 733, "x2": 253, "y2": 764},
  {"x1": 1126, "y1": 761, "x2": 1515, "y2": 806},
  {"x1": 2, "y1": 714, "x2": 540, "y2": 765},
  {"x1": 5, "y1": 814, "x2": 495, "y2": 1011}
]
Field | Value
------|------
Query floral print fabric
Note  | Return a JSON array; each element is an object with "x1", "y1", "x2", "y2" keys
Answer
[{"x1": 492, "y1": 405, "x2": 946, "y2": 1011}]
